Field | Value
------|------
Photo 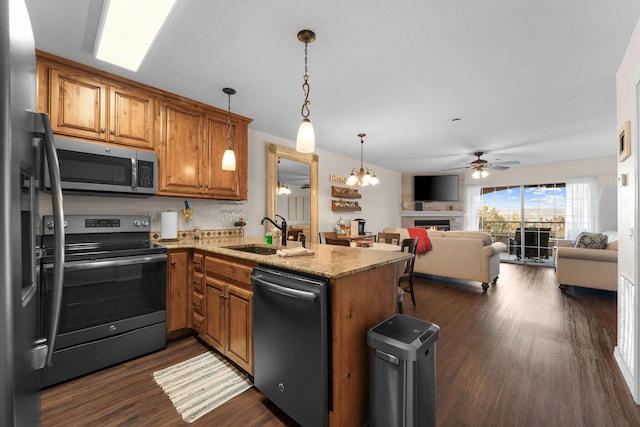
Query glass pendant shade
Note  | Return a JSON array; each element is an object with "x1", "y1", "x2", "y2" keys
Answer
[
  {"x1": 296, "y1": 118, "x2": 315, "y2": 153},
  {"x1": 222, "y1": 148, "x2": 236, "y2": 171},
  {"x1": 346, "y1": 172, "x2": 359, "y2": 186}
]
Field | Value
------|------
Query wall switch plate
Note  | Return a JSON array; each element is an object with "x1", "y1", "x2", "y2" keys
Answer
[{"x1": 619, "y1": 173, "x2": 628, "y2": 187}]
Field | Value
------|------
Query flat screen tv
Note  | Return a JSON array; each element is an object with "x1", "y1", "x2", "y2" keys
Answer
[{"x1": 413, "y1": 175, "x2": 459, "y2": 202}]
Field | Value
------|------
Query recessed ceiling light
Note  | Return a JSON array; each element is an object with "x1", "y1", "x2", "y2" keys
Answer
[{"x1": 95, "y1": 0, "x2": 177, "y2": 71}]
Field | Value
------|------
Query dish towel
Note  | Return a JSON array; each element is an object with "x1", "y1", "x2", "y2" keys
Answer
[
  {"x1": 276, "y1": 247, "x2": 316, "y2": 257},
  {"x1": 408, "y1": 227, "x2": 432, "y2": 254}
]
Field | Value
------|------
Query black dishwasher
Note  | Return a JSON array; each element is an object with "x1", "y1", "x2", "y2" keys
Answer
[{"x1": 252, "y1": 265, "x2": 331, "y2": 427}]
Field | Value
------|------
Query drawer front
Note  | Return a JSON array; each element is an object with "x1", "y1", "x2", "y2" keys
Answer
[
  {"x1": 192, "y1": 271, "x2": 204, "y2": 294},
  {"x1": 193, "y1": 252, "x2": 204, "y2": 273},
  {"x1": 205, "y1": 256, "x2": 253, "y2": 286},
  {"x1": 192, "y1": 312, "x2": 204, "y2": 335},
  {"x1": 193, "y1": 292, "x2": 204, "y2": 316}
]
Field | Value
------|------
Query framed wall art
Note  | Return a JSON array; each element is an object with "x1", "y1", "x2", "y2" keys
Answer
[{"x1": 619, "y1": 120, "x2": 631, "y2": 162}]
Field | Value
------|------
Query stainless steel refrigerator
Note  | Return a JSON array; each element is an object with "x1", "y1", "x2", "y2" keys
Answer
[{"x1": 1, "y1": 0, "x2": 64, "y2": 425}]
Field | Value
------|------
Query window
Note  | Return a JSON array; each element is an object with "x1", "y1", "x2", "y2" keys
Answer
[{"x1": 478, "y1": 183, "x2": 566, "y2": 266}]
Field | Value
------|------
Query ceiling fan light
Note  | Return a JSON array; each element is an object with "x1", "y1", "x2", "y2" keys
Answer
[
  {"x1": 221, "y1": 148, "x2": 236, "y2": 171},
  {"x1": 472, "y1": 170, "x2": 481, "y2": 179},
  {"x1": 481, "y1": 169, "x2": 489, "y2": 178},
  {"x1": 296, "y1": 119, "x2": 315, "y2": 153}
]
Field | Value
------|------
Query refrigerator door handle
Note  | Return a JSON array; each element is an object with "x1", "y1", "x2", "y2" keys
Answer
[{"x1": 38, "y1": 113, "x2": 65, "y2": 368}]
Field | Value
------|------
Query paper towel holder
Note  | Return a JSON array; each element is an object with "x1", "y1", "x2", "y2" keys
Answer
[{"x1": 160, "y1": 210, "x2": 179, "y2": 242}]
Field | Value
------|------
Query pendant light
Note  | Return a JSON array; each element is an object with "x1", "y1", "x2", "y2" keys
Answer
[
  {"x1": 221, "y1": 87, "x2": 236, "y2": 171},
  {"x1": 276, "y1": 159, "x2": 291, "y2": 195},
  {"x1": 346, "y1": 133, "x2": 380, "y2": 187},
  {"x1": 296, "y1": 29, "x2": 316, "y2": 153}
]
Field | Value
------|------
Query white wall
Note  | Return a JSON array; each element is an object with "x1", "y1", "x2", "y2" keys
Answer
[
  {"x1": 615, "y1": 16, "x2": 640, "y2": 404},
  {"x1": 248, "y1": 130, "x2": 402, "y2": 236},
  {"x1": 468, "y1": 157, "x2": 616, "y2": 191},
  {"x1": 617, "y1": 18, "x2": 640, "y2": 281},
  {"x1": 40, "y1": 128, "x2": 402, "y2": 239}
]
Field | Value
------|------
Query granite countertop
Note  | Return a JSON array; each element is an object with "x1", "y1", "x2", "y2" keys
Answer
[{"x1": 158, "y1": 236, "x2": 412, "y2": 279}]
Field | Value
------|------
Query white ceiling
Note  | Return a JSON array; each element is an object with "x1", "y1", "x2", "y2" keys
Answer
[{"x1": 25, "y1": 0, "x2": 640, "y2": 174}]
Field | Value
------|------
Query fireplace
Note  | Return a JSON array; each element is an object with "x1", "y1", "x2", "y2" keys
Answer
[{"x1": 415, "y1": 219, "x2": 450, "y2": 231}]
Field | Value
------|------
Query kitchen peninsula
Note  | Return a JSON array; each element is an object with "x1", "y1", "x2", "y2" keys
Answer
[{"x1": 160, "y1": 236, "x2": 412, "y2": 427}]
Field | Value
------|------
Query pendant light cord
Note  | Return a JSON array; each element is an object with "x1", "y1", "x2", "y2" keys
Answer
[{"x1": 301, "y1": 41, "x2": 311, "y2": 119}]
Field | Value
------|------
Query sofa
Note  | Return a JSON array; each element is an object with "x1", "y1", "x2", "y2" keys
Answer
[
  {"x1": 383, "y1": 228, "x2": 507, "y2": 291},
  {"x1": 555, "y1": 231, "x2": 618, "y2": 293}
]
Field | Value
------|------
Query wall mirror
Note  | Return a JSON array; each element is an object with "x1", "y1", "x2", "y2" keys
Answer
[{"x1": 266, "y1": 143, "x2": 318, "y2": 243}]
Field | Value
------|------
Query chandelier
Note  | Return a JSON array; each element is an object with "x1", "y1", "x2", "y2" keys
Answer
[
  {"x1": 296, "y1": 29, "x2": 316, "y2": 153},
  {"x1": 221, "y1": 87, "x2": 236, "y2": 171},
  {"x1": 346, "y1": 133, "x2": 380, "y2": 187},
  {"x1": 276, "y1": 159, "x2": 291, "y2": 195}
]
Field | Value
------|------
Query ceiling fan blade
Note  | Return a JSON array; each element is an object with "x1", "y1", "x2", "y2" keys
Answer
[
  {"x1": 441, "y1": 166, "x2": 470, "y2": 171},
  {"x1": 493, "y1": 160, "x2": 521, "y2": 166},
  {"x1": 487, "y1": 165, "x2": 510, "y2": 171}
]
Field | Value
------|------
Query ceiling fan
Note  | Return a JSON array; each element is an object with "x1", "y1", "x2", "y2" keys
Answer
[{"x1": 443, "y1": 151, "x2": 520, "y2": 178}]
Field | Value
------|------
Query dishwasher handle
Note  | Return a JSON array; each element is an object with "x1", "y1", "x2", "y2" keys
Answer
[{"x1": 253, "y1": 276, "x2": 317, "y2": 302}]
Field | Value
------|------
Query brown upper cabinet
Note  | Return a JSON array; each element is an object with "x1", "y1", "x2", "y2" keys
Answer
[
  {"x1": 36, "y1": 51, "x2": 251, "y2": 200},
  {"x1": 158, "y1": 101, "x2": 249, "y2": 199},
  {"x1": 47, "y1": 65, "x2": 156, "y2": 150}
]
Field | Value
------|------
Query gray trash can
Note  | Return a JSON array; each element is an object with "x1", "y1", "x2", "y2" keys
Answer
[{"x1": 367, "y1": 314, "x2": 440, "y2": 427}]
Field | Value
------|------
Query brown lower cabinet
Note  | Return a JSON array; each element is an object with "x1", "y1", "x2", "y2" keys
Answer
[
  {"x1": 166, "y1": 250, "x2": 191, "y2": 339},
  {"x1": 184, "y1": 252, "x2": 255, "y2": 375}
]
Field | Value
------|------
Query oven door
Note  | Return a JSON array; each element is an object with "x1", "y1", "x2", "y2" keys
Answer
[{"x1": 41, "y1": 253, "x2": 166, "y2": 351}]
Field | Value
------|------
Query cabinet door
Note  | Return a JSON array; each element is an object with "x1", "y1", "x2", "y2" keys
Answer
[
  {"x1": 203, "y1": 114, "x2": 247, "y2": 199},
  {"x1": 167, "y1": 251, "x2": 189, "y2": 334},
  {"x1": 49, "y1": 68, "x2": 107, "y2": 140},
  {"x1": 204, "y1": 277, "x2": 225, "y2": 352},
  {"x1": 109, "y1": 85, "x2": 155, "y2": 149},
  {"x1": 226, "y1": 284, "x2": 253, "y2": 374},
  {"x1": 159, "y1": 101, "x2": 205, "y2": 195}
]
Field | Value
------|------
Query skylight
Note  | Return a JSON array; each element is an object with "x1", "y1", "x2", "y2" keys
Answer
[{"x1": 95, "y1": 0, "x2": 177, "y2": 71}]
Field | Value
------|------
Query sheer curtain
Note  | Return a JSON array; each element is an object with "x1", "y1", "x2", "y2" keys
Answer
[
  {"x1": 564, "y1": 175, "x2": 597, "y2": 240},
  {"x1": 464, "y1": 184, "x2": 481, "y2": 230}
]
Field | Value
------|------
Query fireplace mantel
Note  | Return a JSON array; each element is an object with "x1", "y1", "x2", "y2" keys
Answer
[{"x1": 400, "y1": 210, "x2": 465, "y2": 217}]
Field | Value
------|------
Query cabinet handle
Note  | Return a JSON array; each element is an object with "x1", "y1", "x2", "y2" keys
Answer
[
  {"x1": 194, "y1": 260, "x2": 201, "y2": 265},
  {"x1": 171, "y1": 261, "x2": 176, "y2": 265},
  {"x1": 99, "y1": 128, "x2": 105, "y2": 133},
  {"x1": 110, "y1": 130, "x2": 115, "y2": 135},
  {"x1": 192, "y1": 280, "x2": 199, "y2": 285},
  {"x1": 193, "y1": 301, "x2": 201, "y2": 307}
]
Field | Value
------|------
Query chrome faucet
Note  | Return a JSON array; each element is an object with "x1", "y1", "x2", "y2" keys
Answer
[{"x1": 261, "y1": 215, "x2": 287, "y2": 246}]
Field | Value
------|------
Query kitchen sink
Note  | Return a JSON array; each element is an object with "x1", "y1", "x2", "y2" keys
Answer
[{"x1": 225, "y1": 244, "x2": 279, "y2": 255}]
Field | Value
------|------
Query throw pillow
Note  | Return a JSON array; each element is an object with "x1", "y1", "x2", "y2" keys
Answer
[{"x1": 572, "y1": 232, "x2": 608, "y2": 249}]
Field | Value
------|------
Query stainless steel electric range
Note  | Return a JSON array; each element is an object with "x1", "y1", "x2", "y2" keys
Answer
[{"x1": 39, "y1": 214, "x2": 167, "y2": 388}]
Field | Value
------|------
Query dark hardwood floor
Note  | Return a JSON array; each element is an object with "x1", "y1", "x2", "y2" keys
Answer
[{"x1": 41, "y1": 263, "x2": 640, "y2": 426}]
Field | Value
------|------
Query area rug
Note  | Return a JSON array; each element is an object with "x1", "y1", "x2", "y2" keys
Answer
[{"x1": 153, "y1": 352, "x2": 253, "y2": 423}]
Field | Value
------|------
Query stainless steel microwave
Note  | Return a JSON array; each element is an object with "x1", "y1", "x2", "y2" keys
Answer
[{"x1": 43, "y1": 137, "x2": 157, "y2": 196}]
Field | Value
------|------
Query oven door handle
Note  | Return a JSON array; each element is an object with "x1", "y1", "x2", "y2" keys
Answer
[
  {"x1": 44, "y1": 253, "x2": 167, "y2": 271},
  {"x1": 39, "y1": 113, "x2": 65, "y2": 368}
]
